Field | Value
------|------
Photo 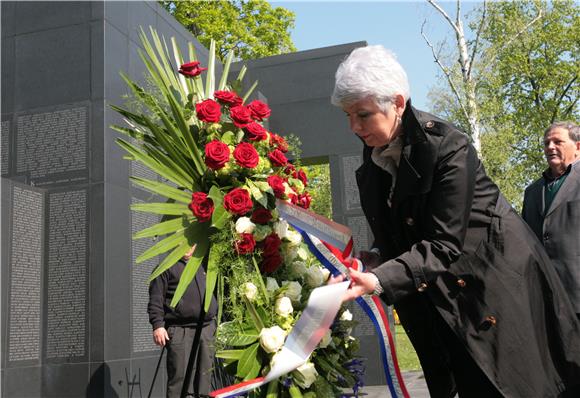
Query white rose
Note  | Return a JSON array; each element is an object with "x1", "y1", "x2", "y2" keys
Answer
[
  {"x1": 253, "y1": 224, "x2": 271, "y2": 241},
  {"x1": 294, "y1": 361, "x2": 318, "y2": 388},
  {"x1": 290, "y1": 261, "x2": 307, "y2": 277},
  {"x1": 281, "y1": 243, "x2": 299, "y2": 262},
  {"x1": 235, "y1": 217, "x2": 256, "y2": 234},
  {"x1": 305, "y1": 266, "x2": 323, "y2": 288},
  {"x1": 259, "y1": 326, "x2": 286, "y2": 353},
  {"x1": 273, "y1": 220, "x2": 289, "y2": 239},
  {"x1": 285, "y1": 230, "x2": 303, "y2": 246},
  {"x1": 266, "y1": 277, "x2": 279, "y2": 292},
  {"x1": 318, "y1": 329, "x2": 332, "y2": 348},
  {"x1": 282, "y1": 281, "x2": 302, "y2": 303},
  {"x1": 275, "y1": 296, "x2": 293, "y2": 318},
  {"x1": 340, "y1": 309, "x2": 353, "y2": 322},
  {"x1": 242, "y1": 282, "x2": 258, "y2": 301},
  {"x1": 320, "y1": 268, "x2": 330, "y2": 282},
  {"x1": 297, "y1": 246, "x2": 309, "y2": 260}
]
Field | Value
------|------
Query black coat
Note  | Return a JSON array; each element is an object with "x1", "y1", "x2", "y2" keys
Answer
[
  {"x1": 522, "y1": 162, "x2": 580, "y2": 313},
  {"x1": 356, "y1": 104, "x2": 580, "y2": 397},
  {"x1": 148, "y1": 259, "x2": 218, "y2": 330}
]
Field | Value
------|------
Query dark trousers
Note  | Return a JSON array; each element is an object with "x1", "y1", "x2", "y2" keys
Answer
[{"x1": 166, "y1": 320, "x2": 216, "y2": 398}]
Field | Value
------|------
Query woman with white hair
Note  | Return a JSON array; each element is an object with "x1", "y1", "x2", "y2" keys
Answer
[{"x1": 332, "y1": 45, "x2": 580, "y2": 398}]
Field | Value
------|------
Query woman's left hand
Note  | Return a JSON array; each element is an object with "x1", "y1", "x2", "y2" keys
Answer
[{"x1": 329, "y1": 269, "x2": 377, "y2": 302}]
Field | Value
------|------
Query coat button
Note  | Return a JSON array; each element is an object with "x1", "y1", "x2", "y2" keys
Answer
[
  {"x1": 405, "y1": 217, "x2": 415, "y2": 226},
  {"x1": 481, "y1": 315, "x2": 497, "y2": 329},
  {"x1": 456, "y1": 278, "x2": 466, "y2": 288},
  {"x1": 543, "y1": 233, "x2": 550, "y2": 241},
  {"x1": 417, "y1": 282, "x2": 428, "y2": 292},
  {"x1": 425, "y1": 121, "x2": 435, "y2": 129}
]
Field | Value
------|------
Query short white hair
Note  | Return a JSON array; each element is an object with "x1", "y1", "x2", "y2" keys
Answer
[{"x1": 331, "y1": 45, "x2": 410, "y2": 111}]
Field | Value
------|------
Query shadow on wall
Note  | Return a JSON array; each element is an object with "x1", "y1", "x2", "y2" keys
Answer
[{"x1": 86, "y1": 363, "x2": 119, "y2": 398}]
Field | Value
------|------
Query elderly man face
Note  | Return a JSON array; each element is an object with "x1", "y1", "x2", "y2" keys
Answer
[{"x1": 544, "y1": 126, "x2": 580, "y2": 177}]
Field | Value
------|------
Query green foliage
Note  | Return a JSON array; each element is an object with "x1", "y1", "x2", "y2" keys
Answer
[
  {"x1": 304, "y1": 163, "x2": 332, "y2": 219},
  {"x1": 160, "y1": 0, "x2": 297, "y2": 61},
  {"x1": 395, "y1": 324, "x2": 421, "y2": 371},
  {"x1": 429, "y1": 0, "x2": 579, "y2": 208}
]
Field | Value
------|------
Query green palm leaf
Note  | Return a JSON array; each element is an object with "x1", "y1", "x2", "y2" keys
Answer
[
  {"x1": 117, "y1": 138, "x2": 192, "y2": 188},
  {"x1": 204, "y1": 243, "x2": 220, "y2": 312},
  {"x1": 170, "y1": 232, "x2": 210, "y2": 307},
  {"x1": 130, "y1": 177, "x2": 191, "y2": 203},
  {"x1": 236, "y1": 343, "x2": 261, "y2": 380},
  {"x1": 131, "y1": 202, "x2": 190, "y2": 216},
  {"x1": 133, "y1": 215, "x2": 190, "y2": 240},
  {"x1": 138, "y1": 227, "x2": 188, "y2": 265}
]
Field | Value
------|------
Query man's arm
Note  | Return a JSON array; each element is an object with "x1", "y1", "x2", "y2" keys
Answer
[{"x1": 148, "y1": 273, "x2": 170, "y2": 346}]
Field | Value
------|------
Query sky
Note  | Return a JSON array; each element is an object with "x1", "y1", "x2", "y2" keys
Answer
[{"x1": 273, "y1": 0, "x2": 481, "y2": 110}]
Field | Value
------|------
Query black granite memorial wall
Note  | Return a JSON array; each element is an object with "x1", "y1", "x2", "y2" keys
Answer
[{"x1": 0, "y1": 2, "x2": 211, "y2": 396}]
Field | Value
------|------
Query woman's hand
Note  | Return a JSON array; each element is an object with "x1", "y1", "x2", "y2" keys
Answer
[{"x1": 329, "y1": 270, "x2": 377, "y2": 302}]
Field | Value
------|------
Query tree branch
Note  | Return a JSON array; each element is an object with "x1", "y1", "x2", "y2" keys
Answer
[
  {"x1": 427, "y1": 0, "x2": 462, "y2": 37},
  {"x1": 421, "y1": 20, "x2": 470, "y2": 122},
  {"x1": 480, "y1": 8, "x2": 543, "y2": 73},
  {"x1": 468, "y1": 0, "x2": 487, "y2": 80},
  {"x1": 550, "y1": 75, "x2": 578, "y2": 122}
]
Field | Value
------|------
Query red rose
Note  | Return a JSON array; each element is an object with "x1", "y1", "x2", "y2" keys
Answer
[
  {"x1": 233, "y1": 142, "x2": 259, "y2": 169},
  {"x1": 267, "y1": 175, "x2": 286, "y2": 198},
  {"x1": 244, "y1": 122, "x2": 268, "y2": 141},
  {"x1": 262, "y1": 233, "x2": 282, "y2": 256},
  {"x1": 247, "y1": 100, "x2": 271, "y2": 121},
  {"x1": 204, "y1": 140, "x2": 230, "y2": 170},
  {"x1": 196, "y1": 99, "x2": 221, "y2": 123},
  {"x1": 270, "y1": 133, "x2": 289, "y2": 153},
  {"x1": 284, "y1": 164, "x2": 296, "y2": 176},
  {"x1": 296, "y1": 169, "x2": 308, "y2": 186},
  {"x1": 229, "y1": 105, "x2": 253, "y2": 128},
  {"x1": 234, "y1": 233, "x2": 256, "y2": 255},
  {"x1": 260, "y1": 252, "x2": 283, "y2": 273},
  {"x1": 214, "y1": 90, "x2": 242, "y2": 106},
  {"x1": 268, "y1": 149, "x2": 288, "y2": 167},
  {"x1": 223, "y1": 188, "x2": 253, "y2": 215},
  {"x1": 188, "y1": 192, "x2": 214, "y2": 222},
  {"x1": 296, "y1": 192, "x2": 312, "y2": 209},
  {"x1": 179, "y1": 61, "x2": 207, "y2": 77},
  {"x1": 251, "y1": 208, "x2": 272, "y2": 224}
]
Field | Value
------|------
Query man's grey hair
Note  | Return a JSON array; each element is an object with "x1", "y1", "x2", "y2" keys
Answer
[
  {"x1": 331, "y1": 45, "x2": 410, "y2": 113},
  {"x1": 544, "y1": 121, "x2": 580, "y2": 142}
]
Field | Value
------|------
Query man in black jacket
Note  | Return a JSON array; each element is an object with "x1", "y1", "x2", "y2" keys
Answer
[{"x1": 148, "y1": 245, "x2": 218, "y2": 398}]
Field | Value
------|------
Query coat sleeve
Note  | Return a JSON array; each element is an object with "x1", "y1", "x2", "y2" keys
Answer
[
  {"x1": 148, "y1": 272, "x2": 167, "y2": 330},
  {"x1": 372, "y1": 133, "x2": 477, "y2": 304}
]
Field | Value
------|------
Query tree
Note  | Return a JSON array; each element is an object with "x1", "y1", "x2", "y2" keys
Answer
[
  {"x1": 427, "y1": 0, "x2": 579, "y2": 207},
  {"x1": 160, "y1": 0, "x2": 297, "y2": 61}
]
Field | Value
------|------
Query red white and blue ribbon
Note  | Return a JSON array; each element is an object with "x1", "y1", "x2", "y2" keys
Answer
[
  {"x1": 277, "y1": 201, "x2": 410, "y2": 398},
  {"x1": 210, "y1": 377, "x2": 265, "y2": 398}
]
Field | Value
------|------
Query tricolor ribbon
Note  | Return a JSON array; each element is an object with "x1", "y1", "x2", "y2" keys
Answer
[
  {"x1": 210, "y1": 202, "x2": 409, "y2": 398},
  {"x1": 277, "y1": 201, "x2": 410, "y2": 398}
]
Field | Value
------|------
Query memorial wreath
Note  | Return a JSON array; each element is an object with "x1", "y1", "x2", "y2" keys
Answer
[{"x1": 112, "y1": 28, "x2": 363, "y2": 397}]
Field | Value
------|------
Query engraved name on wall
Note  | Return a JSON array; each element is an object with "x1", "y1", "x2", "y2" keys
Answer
[
  {"x1": 1, "y1": 120, "x2": 9, "y2": 175},
  {"x1": 46, "y1": 189, "x2": 87, "y2": 358},
  {"x1": 8, "y1": 186, "x2": 43, "y2": 362},
  {"x1": 341, "y1": 155, "x2": 362, "y2": 211},
  {"x1": 131, "y1": 198, "x2": 159, "y2": 353},
  {"x1": 16, "y1": 106, "x2": 88, "y2": 184}
]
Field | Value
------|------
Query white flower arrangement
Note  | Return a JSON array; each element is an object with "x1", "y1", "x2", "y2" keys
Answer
[{"x1": 259, "y1": 326, "x2": 286, "y2": 353}]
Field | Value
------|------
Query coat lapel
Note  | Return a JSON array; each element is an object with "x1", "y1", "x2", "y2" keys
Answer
[
  {"x1": 545, "y1": 162, "x2": 580, "y2": 217},
  {"x1": 391, "y1": 105, "x2": 436, "y2": 207}
]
